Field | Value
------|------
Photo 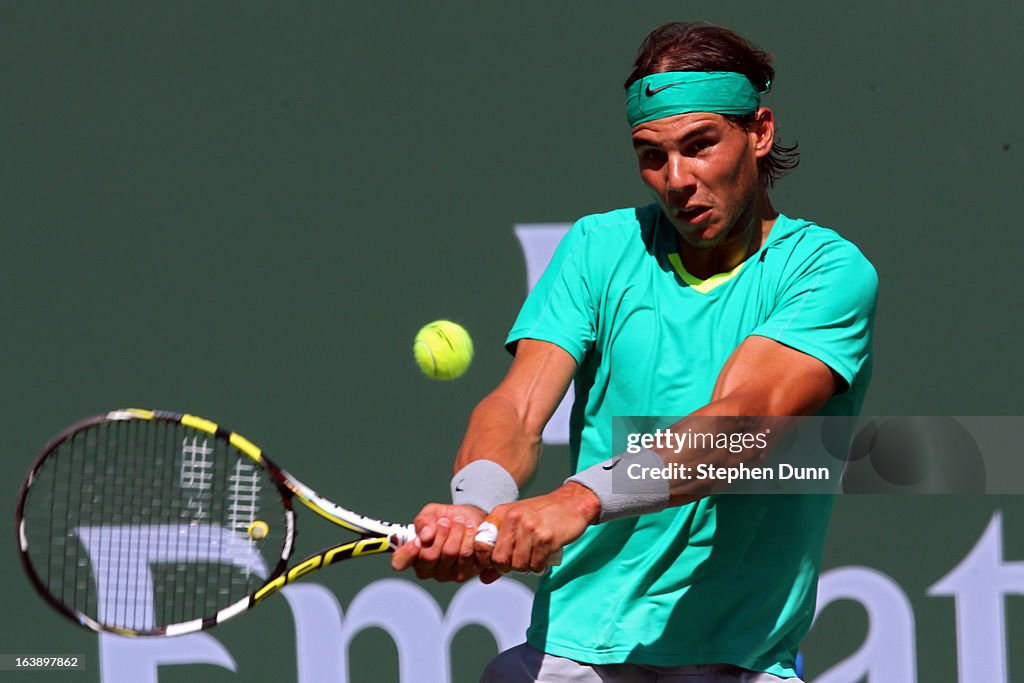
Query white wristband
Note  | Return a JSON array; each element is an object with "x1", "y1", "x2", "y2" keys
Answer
[
  {"x1": 451, "y1": 460, "x2": 519, "y2": 513},
  {"x1": 566, "y1": 448, "x2": 670, "y2": 523}
]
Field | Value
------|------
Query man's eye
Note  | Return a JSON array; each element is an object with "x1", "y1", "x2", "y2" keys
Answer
[
  {"x1": 640, "y1": 149, "x2": 664, "y2": 163},
  {"x1": 689, "y1": 140, "x2": 714, "y2": 155}
]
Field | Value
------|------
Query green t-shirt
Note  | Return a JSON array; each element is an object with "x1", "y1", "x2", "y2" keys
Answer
[{"x1": 506, "y1": 206, "x2": 877, "y2": 676}]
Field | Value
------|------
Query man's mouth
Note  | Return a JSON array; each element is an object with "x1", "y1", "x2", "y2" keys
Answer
[{"x1": 676, "y1": 206, "x2": 711, "y2": 224}]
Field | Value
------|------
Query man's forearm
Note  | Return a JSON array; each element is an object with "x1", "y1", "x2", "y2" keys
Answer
[
  {"x1": 655, "y1": 413, "x2": 793, "y2": 505},
  {"x1": 454, "y1": 390, "x2": 543, "y2": 486}
]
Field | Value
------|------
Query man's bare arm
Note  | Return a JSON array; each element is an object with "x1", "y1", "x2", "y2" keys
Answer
[
  {"x1": 705, "y1": 334, "x2": 838, "y2": 415},
  {"x1": 453, "y1": 339, "x2": 577, "y2": 482}
]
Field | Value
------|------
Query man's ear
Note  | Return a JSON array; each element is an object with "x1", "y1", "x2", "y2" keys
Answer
[{"x1": 752, "y1": 107, "x2": 775, "y2": 158}]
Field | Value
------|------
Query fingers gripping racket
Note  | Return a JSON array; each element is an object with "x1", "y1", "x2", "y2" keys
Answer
[{"x1": 15, "y1": 409, "x2": 415, "y2": 637}]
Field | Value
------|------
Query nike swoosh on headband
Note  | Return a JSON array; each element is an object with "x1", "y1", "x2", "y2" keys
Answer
[{"x1": 644, "y1": 82, "x2": 681, "y2": 97}]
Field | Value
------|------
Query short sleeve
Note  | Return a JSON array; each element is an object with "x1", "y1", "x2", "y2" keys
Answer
[
  {"x1": 751, "y1": 239, "x2": 878, "y2": 390},
  {"x1": 505, "y1": 219, "x2": 599, "y2": 363}
]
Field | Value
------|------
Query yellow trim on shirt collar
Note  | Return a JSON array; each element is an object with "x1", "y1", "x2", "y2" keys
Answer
[{"x1": 667, "y1": 253, "x2": 746, "y2": 294}]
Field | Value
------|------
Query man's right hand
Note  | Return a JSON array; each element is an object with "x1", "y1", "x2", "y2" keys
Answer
[{"x1": 391, "y1": 503, "x2": 502, "y2": 583}]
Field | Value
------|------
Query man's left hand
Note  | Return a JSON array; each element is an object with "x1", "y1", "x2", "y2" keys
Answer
[{"x1": 473, "y1": 482, "x2": 600, "y2": 578}]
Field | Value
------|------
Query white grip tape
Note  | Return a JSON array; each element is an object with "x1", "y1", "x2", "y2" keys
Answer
[
  {"x1": 390, "y1": 524, "x2": 417, "y2": 547},
  {"x1": 473, "y1": 521, "x2": 563, "y2": 568},
  {"x1": 474, "y1": 521, "x2": 500, "y2": 546}
]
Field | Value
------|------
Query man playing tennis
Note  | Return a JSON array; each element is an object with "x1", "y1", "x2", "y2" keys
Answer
[{"x1": 393, "y1": 21, "x2": 876, "y2": 682}]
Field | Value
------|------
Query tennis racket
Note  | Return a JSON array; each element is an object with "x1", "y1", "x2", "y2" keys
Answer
[{"x1": 15, "y1": 408, "x2": 416, "y2": 637}]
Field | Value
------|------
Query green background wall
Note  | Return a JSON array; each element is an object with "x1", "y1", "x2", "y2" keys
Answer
[{"x1": 2, "y1": 2, "x2": 1021, "y2": 681}]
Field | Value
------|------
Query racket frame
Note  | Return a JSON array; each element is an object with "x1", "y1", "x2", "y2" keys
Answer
[{"x1": 15, "y1": 408, "x2": 415, "y2": 637}]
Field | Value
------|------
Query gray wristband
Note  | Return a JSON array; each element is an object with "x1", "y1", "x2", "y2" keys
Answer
[
  {"x1": 566, "y1": 448, "x2": 670, "y2": 523},
  {"x1": 451, "y1": 460, "x2": 519, "y2": 513}
]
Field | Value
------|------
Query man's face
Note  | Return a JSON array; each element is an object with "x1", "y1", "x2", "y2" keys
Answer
[{"x1": 631, "y1": 109, "x2": 773, "y2": 249}]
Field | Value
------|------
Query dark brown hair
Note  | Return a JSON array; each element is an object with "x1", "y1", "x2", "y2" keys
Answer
[{"x1": 625, "y1": 22, "x2": 799, "y2": 187}]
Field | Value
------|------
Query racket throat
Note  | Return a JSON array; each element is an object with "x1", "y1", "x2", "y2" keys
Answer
[{"x1": 253, "y1": 536, "x2": 393, "y2": 605}]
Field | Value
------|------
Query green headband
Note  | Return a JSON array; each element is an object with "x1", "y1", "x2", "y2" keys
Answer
[{"x1": 625, "y1": 71, "x2": 762, "y2": 127}]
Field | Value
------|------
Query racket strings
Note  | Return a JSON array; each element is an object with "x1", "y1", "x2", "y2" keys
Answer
[{"x1": 21, "y1": 418, "x2": 287, "y2": 633}]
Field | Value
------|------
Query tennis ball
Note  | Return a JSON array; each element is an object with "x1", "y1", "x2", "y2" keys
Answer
[
  {"x1": 248, "y1": 520, "x2": 269, "y2": 539},
  {"x1": 414, "y1": 320, "x2": 473, "y2": 380}
]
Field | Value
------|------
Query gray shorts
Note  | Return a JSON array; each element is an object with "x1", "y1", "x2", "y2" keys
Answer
[{"x1": 481, "y1": 644, "x2": 801, "y2": 683}]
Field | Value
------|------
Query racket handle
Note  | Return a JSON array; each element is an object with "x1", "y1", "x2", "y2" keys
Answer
[
  {"x1": 389, "y1": 524, "x2": 418, "y2": 547},
  {"x1": 475, "y1": 522, "x2": 563, "y2": 570}
]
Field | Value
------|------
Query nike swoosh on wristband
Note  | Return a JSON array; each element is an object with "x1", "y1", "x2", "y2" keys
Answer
[
  {"x1": 602, "y1": 458, "x2": 622, "y2": 471},
  {"x1": 645, "y1": 82, "x2": 681, "y2": 97},
  {"x1": 454, "y1": 479, "x2": 465, "y2": 492}
]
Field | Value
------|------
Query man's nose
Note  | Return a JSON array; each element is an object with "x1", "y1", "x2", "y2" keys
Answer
[{"x1": 666, "y1": 154, "x2": 696, "y2": 193}]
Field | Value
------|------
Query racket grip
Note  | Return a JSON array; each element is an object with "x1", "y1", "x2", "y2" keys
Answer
[
  {"x1": 389, "y1": 524, "x2": 418, "y2": 547},
  {"x1": 474, "y1": 522, "x2": 563, "y2": 570}
]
